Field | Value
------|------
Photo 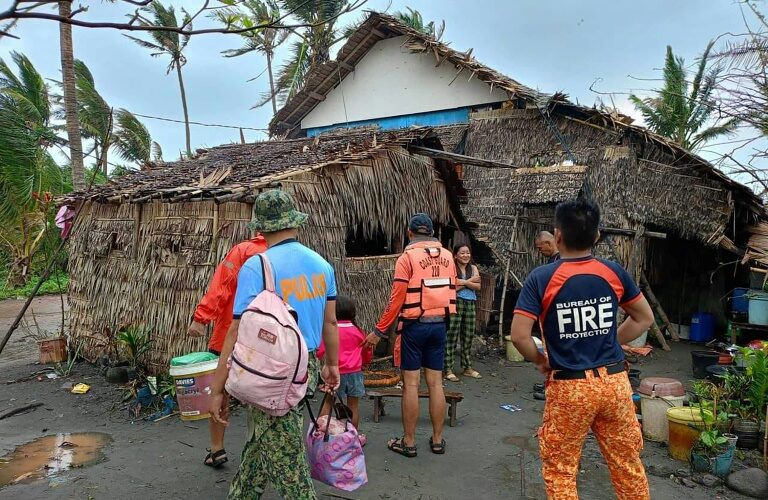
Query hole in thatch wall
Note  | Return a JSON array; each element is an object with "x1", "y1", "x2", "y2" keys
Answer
[{"x1": 345, "y1": 224, "x2": 391, "y2": 257}]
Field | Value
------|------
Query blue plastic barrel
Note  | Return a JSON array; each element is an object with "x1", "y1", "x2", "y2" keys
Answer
[
  {"x1": 690, "y1": 313, "x2": 715, "y2": 342},
  {"x1": 731, "y1": 288, "x2": 750, "y2": 313}
]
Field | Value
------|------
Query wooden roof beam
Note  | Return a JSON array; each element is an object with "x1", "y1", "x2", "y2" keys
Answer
[{"x1": 408, "y1": 145, "x2": 518, "y2": 170}]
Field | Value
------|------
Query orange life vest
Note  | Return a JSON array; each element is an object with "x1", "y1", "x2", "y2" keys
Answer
[{"x1": 400, "y1": 242, "x2": 457, "y2": 320}]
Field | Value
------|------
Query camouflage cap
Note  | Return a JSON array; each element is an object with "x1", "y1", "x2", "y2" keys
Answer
[{"x1": 247, "y1": 189, "x2": 308, "y2": 232}]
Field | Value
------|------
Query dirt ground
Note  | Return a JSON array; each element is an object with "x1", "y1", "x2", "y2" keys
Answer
[{"x1": 0, "y1": 295, "x2": 761, "y2": 499}]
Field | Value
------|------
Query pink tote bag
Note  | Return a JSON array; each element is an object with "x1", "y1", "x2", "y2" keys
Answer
[{"x1": 305, "y1": 393, "x2": 367, "y2": 491}]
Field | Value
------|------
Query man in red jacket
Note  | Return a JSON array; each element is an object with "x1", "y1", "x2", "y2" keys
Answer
[{"x1": 188, "y1": 234, "x2": 267, "y2": 468}]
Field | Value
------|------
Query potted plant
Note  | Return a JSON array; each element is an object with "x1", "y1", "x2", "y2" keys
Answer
[
  {"x1": 691, "y1": 382, "x2": 736, "y2": 477},
  {"x1": 733, "y1": 348, "x2": 768, "y2": 449}
]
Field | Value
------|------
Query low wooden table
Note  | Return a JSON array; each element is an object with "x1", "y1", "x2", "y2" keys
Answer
[{"x1": 367, "y1": 388, "x2": 464, "y2": 427}]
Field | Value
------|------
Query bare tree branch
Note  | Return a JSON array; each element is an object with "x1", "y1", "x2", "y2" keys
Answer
[{"x1": 0, "y1": 0, "x2": 368, "y2": 37}]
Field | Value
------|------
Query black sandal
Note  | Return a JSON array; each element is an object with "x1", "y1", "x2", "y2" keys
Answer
[
  {"x1": 387, "y1": 437, "x2": 417, "y2": 458},
  {"x1": 429, "y1": 437, "x2": 446, "y2": 454},
  {"x1": 204, "y1": 448, "x2": 228, "y2": 468}
]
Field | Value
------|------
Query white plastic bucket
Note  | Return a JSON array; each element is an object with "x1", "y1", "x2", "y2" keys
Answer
[
  {"x1": 640, "y1": 393, "x2": 685, "y2": 442},
  {"x1": 169, "y1": 358, "x2": 219, "y2": 421},
  {"x1": 627, "y1": 330, "x2": 649, "y2": 348}
]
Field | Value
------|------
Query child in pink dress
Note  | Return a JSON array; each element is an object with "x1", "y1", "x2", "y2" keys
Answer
[{"x1": 318, "y1": 295, "x2": 373, "y2": 445}]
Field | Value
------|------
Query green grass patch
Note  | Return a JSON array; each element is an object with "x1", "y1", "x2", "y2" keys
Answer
[{"x1": 0, "y1": 271, "x2": 69, "y2": 300}]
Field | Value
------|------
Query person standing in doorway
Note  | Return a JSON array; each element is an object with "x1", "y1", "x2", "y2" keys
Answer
[
  {"x1": 188, "y1": 233, "x2": 267, "y2": 468},
  {"x1": 364, "y1": 213, "x2": 456, "y2": 457},
  {"x1": 511, "y1": 198, "x2": 653, "y2": 500},
  {"x1": 209, "y1": 189, "x2": 340, "y2": 500},
  {"x1": 444, "y1": 244, "x2": 482, "y2": 382},
  {"x1": 534, "y1": 230, "x2": 560, "y2": 263}
]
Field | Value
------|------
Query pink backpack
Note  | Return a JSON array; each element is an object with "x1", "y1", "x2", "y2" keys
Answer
[{"x1": 225, "y1": 254, "x2": 309, "y2": 416}]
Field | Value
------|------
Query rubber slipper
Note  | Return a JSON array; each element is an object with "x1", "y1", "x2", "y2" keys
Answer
[
  {"x1": 444, "y1": 372, "x2": 459, "y2": 382},
  {"x1": 204, "y1": 448, "x2": 228, "y2": 468},
  {"x1": 463, "y1": 369, "x2": 482, "y2": 379},
  {"x1": 429, "y1": 437, "x2": 446, "y2": 455},
  {"x1": 387, "y1": 437, "x2": 417, "y2": 457}
]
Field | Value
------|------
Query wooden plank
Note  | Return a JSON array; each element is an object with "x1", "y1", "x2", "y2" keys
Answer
[
  {"x1": 650, "y1": 321, "x2": 671, "y2": 351},
  {"x1": 308, "y1": 91, "x2": 326, "y2": 101},
  {"x1": 640, "y1": 272, "x2": 679, "y2": 341},
  {"x1": 493, "y1": 215, "x2": 666, "y2": 239},
  {"x1": 408, "y1": 145, "x2": 517, "y2": 170},
  {"x1": 367, "y1": 389, "x2": 464, "y2": 401}
]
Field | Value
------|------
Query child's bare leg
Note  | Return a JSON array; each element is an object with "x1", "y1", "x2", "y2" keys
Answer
[{"x1": 347, "y1": 396, "x2": 360, "y2": 429}]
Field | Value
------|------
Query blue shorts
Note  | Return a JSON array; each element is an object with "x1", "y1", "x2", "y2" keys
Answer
[
  {"x1": 401, "y1": 320, "x2": 447, "y2": 371},
  {"x1": 337, "y1": 371, "x2": 366, "y2": 399}
]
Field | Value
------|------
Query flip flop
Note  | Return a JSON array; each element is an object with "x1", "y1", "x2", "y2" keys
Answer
[
  {"x1": 204, "y1": 448, "x2": 228, "y2": 468},
  {"x1": 429, "y1": 437, "x2": 446, "y2": 455},
  {"x1": 444, "y1": 372, "x2": 460, "y2": 382},
  {"x1": 463, "y1": 369, "x2": 482, "y2": 379},
  {"x1": 387, "y1": 437, "x2": 417, "y2": 458}
]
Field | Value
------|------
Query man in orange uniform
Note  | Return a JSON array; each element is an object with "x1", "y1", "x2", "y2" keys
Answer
[
  {"x1": 364, "y1": 213, "x2": 456, "y2": 457},
  {"x1": 188, "y1": 234, "x2": 267, "y2": 468},
  {"x1": 511, "y1": 198, "x2": 654, "y2": 500}
]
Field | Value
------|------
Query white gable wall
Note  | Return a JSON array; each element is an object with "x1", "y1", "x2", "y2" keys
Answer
[{"x1": 300, "y1": 36, "x2": 509, "y2": 129}]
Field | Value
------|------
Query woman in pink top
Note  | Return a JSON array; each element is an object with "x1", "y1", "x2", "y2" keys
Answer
[{"x1": 318, "y1": 295, "x2": 373, "y2": 444}]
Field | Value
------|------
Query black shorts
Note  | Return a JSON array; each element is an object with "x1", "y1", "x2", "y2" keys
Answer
[{"x1": 400, "y1": 320, "x2": 447, "y2": 371}]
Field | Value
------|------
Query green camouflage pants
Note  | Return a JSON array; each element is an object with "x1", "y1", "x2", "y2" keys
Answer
[
  {"x1": 228, "y1": 355, "x2": 320, "y2": 500},
  {"x1": 445, "y1": 298, "x2": 477, "y2": 371}
]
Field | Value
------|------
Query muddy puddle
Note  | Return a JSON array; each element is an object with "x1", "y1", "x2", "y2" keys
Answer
[{"x1": 0, "y1": 432, "x2": 111, "y2": 487}]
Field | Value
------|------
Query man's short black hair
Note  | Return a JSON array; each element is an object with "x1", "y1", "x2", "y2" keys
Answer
[{"x1": 554, "y1": 198, "x2": 600, "y2": 251}]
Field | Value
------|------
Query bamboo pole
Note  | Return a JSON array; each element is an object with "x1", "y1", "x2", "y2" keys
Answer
[
  {"x1": 498, "y1": 212, "x2": 523, "y2": 361},
  {"x1": 640, "y1": 272, "x2": 680, "y2": 341}
]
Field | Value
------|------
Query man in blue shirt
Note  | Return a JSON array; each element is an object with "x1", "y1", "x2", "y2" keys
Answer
[
  {"x1": 209, "y1": 189, "x2": 340, "y2": 500},
  {"x1": 511, "y1": 198, "x2": 653, "y2": 500}
]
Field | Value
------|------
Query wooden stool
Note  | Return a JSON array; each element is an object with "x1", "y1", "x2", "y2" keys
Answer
[{"x1": 367, "y1": 388, "x2": 464, "y2": 427}]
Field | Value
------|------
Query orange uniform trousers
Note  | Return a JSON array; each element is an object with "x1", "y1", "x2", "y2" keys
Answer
[{"x1": 538, "y1": 367, "x2": 649, "y2": 500}]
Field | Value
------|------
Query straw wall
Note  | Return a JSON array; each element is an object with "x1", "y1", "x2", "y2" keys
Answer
[{"x1": 68, "y1": 150, "x2": 449, "y2": 371}]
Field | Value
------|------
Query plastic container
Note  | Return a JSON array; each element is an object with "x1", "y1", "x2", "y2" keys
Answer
[
  {"x1": 750, "y1": 268, "x2": 767, "y2": 290},
  {"x1": 691, "y1": 351, "x2": 720, "y2": 379},
  {"x1": 731, "y1": 288, "x2": 750, "y2": 313},
  {"x1": 627, "y1": 330, "x2": 649, "y2": 348},
  {"x1": 169, "y1": 352, "x2": 219, "y2": 421},
  {"x1": 667, "y1": 406, "x2": 708, "y2": 461},
  {"x1": 733, "y1": 419, "x2": 760, "y2": 449},
  {"x1": 748, "y1": 290, "x2": 768, "y2": 325},
  {"x1": 638, "y1": 377, "x2": 685, "y2": 442},
  {"x1": 690, "y1": 313, "x2": 715, "y2": 342},
  {"x1": 676, "y1": 324, "x2": 690, "y2": 340},
  {"x1": 691, "y1": 446, "x2": 735, "y2": 477}
]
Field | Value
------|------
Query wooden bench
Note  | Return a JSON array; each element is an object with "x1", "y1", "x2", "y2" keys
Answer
[{"x1": 367, "y1": 388, "x2": 465, "y2": 427}]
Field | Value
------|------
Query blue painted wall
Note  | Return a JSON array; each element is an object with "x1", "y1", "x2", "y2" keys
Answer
[{"x1": 305, "y1": 107, "x2": 471, "y2": 137}]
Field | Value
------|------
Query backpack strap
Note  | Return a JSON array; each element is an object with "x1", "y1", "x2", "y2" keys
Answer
[{"x1": 257, "y1": 253, "x2": 276, "y2": 293}]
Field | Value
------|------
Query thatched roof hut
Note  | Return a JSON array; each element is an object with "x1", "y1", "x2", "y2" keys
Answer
[
  {"x1": 263, "y1": 10, "x2": 767, "y2": 335},
  {"x1": 64, "y1": 127, "x2": 458, "y2": 371}
]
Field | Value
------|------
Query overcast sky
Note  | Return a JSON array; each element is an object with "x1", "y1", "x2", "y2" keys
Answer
[{"x1": 1, "y1": 0, "x2": 759, "y2": 169}]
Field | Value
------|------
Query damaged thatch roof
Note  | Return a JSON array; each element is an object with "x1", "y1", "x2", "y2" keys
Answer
[
  {"x1": 269, "y1": 11, "x2": 542, "y2": 136},
  {"x1": 507, "y1": 165, "x2": 587, "y2": 204},
  {"x1": 65, "y1": 127, "x2": 433, "y2": 204}
]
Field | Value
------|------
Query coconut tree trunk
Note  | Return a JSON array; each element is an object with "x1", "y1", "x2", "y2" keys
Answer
[
  {"x1": 266, "y1": 50, "x2": 277, "y2": 116},
  {"x1": 58, "y1": 1, "x2": 85, "y2": 190},
  {"x1": 174, "y1": 62, "x2": 192, "y2": 157}
]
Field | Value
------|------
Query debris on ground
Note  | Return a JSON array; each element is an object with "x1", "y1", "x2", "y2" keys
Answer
[{"x1": 71, "y1": 383, "x2": 90, "y2": 394}]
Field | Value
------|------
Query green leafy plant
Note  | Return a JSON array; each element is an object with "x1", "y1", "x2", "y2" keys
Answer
[
  {"x1": 116, "y1": 326, "x2": 152, "y2": 369},
  {"x1": 743, "y1": 348, "x2": 768, "y2": 424},
  {"x1": 157, "y1": 372, "x2": 176, "y2": 399},
  {"x1": 693, "y1": 381, "x2": 731, "y2": 457},
  {"x1": 54, "y1": 340, "x2": 83, "y2": 377}
]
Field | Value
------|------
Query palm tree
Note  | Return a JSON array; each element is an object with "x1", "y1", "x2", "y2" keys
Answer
[
  {"x1": 273, "y1": 0, "x2": 350, "y2": 105},
  {"x1": 630, "y1": 42, "x2": 739, "y2": 152},
  {"x1": 126, "y1": 2, "x2": 192, "y2": 157},
  {"x1": 0, "y1": 53, "x2": 66, "y2": 286},
  {"x1": 68, "y1": 60, "x2": 156, "y2": 173},
  {"x1": 58, "y1": 0, "x2": 86, "y2": 190},
  {"x1": 216, "y1": 0, "x2": 289, "y2": 115},
  {"x1": 394, "y1": 8, "x2": 444, "y2": 39}
]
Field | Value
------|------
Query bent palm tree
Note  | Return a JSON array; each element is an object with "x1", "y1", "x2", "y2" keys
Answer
[
  {"x1": 126, "y1": 2, "x2": 193, "y2": 157},
  {"x1": 216, "y1": 0, "x2": 289, "y2": 115},
  {"x1": 630, "y1": 42, "x2": 739, "y2": 152},
  {"x1": 0, "y1": 53, "x2": 66, "y2": 285}
]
